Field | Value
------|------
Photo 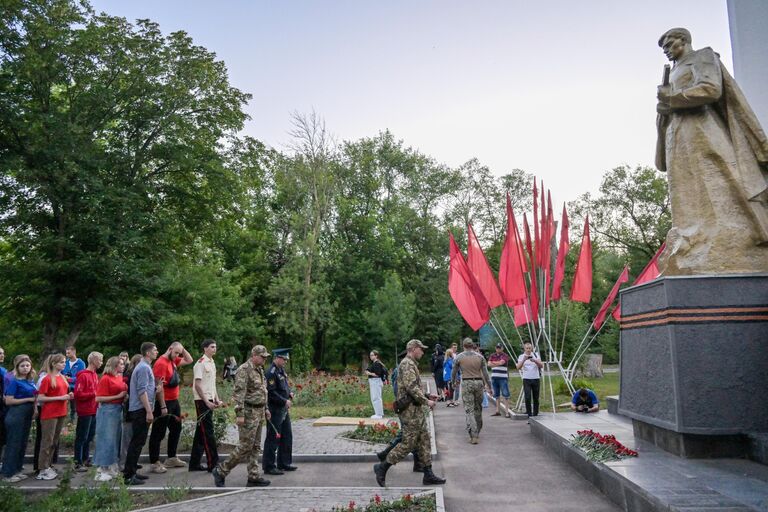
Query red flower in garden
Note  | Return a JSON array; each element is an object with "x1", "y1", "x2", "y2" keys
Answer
[
  {"x1": 374, "y1": 494, "x2": 382, "y2": 504},
  {"x1": 403, "y1": 494, "x2": 412, "y2": 503},
  {"x1": 348, "y1": 500, "x2": 356, "y2": 511}
]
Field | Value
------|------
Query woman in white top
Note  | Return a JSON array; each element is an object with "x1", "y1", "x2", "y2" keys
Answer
[{"x1": 515, "y1": 342, "x2": 543, "y2": 418}]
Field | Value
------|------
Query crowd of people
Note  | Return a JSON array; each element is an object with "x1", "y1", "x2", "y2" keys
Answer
[{"x1": 0, "y1": 341, "x2": 297, "y2": 487}]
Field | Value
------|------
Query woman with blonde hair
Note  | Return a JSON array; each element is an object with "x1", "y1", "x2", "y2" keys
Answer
[
  {"x1": 2, "y1": 355, "x2": 37, "y2": 482},
  {"x1": 36, "y1": 353, "x2": 72, "y2": 480},
  {"x1": 93, "y1": 356, "x2": 128, "y2": 481}
]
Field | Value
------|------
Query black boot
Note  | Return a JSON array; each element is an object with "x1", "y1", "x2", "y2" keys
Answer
[
  {"x1": 376, "y1": 439, "x2": 398, "y2": 462},
  {"x1": 374, "y1": 461, "x2": 391, "y2": 487},
  {"x1": 422, "y1": 466, "x2": 446, "y2": 485}
]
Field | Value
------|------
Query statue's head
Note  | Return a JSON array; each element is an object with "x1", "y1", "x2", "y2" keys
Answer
[{"x1": 658, "y1": 28, "x2": 692, "y2": 62}]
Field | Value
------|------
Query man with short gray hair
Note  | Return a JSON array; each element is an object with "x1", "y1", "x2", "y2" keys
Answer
[{"x1": 451, "y1": 338, "x2": 491, "y2": 444}]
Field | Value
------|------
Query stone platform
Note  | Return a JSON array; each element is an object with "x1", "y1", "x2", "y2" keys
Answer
[{"x1": 531, "y1": 411, "x2": 768, "y2": 511}]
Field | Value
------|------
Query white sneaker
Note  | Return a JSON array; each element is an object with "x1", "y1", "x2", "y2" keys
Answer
[
  {"x1": 370, "y1": 415, "x2": 384, "y2": 420},
  {"x1": 150, "y1": 461, "x2": 167, "y2": 474},
  {"x1": 4, "y1": 474, "x2": 23, "y2": 483},
  {"x1": 108, "y1": 463, "x2": 120, "y2": 476},
  {"x1": 35, "y1": 468, "x2": 57, "y2": 480},
  {"x1": 15, "y1": 472, "x2": 28, "y2": 481},
  {"x1": 163, "y1": 457, "x2": 187, "y2": 468},
  {"x1": 95, "y1": 469, "x2": 114, "y2": 482}
]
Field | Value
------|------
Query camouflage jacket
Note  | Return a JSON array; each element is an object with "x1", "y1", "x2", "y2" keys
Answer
[
  {"x1": 396, "y1": 356, "x2": 428, "y2": 408},
  {"x1": 232, "y1": 359, "x2": 267, "y2": 416}
]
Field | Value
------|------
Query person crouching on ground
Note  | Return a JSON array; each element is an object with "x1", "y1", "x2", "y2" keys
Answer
[{"x1": 571, "y1": 388, "x2": 600, "y2": 413}]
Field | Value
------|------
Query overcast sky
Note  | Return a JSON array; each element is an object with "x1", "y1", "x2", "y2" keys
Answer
[{"x1": 91, "y1": 1, "x2": 734, "y2": 204}]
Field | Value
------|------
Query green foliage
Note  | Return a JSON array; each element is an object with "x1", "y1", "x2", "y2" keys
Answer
[
  {"x1": 332, "y1": 493, "x2": 436, "y2": 512},
  {"x1": 39, "y1": 469, "x2": 132, "y2": 512},
  {"x1": 342, "y1": 420, "x2": 401, "y2": 444},
  {"x1": 0, "y1": 483, "x2": 26, "y2": 512},
  {"x1": 555, "y1": 378, "x2": 594, "y2": 395}
]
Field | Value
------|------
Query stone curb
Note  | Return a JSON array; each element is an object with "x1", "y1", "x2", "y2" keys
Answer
[{"x1": 127, "y1": 486, "x2": 446, "y2": 512}]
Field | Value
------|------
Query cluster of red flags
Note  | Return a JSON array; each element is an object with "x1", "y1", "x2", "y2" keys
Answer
[{"x1": 447, "y1": 179, "x2": 664, "y2": 332}]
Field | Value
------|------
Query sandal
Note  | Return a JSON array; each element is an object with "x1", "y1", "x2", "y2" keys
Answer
[{"x1": 491, "y1": 412, "x2": 501, "y2": 416}]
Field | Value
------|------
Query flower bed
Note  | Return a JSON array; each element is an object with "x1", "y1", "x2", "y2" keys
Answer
[
  {"x1": 341, "y1": 420, "x2": 400, "y2": 444},
  {"x1": 570, "y1": 429, "x2": 638, "y2": 462},
  {"x1": 329, "y1": 493, "x2": 436, "y2": 512}
]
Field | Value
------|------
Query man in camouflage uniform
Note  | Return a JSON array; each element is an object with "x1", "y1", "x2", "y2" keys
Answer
[
  {"x1": 212, "y1": 345, "x2": 272, "y2": 487},
  {"x1": 373, "y1": 339, "x2": 446, "y2": 487},
  {"x1": 451, "y1": 338, "x2": 492, "y2": 444}
]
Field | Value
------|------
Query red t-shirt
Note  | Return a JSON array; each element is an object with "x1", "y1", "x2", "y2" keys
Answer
[
  {"x1": 153, "y1": 355, "x2": 183, "y2": 401},
  {"x1": 97, "y1": 373, "x2": 128, "y2": 405},
  {"x1": 39, "y1": 374, "x2": 69, "y2": 420}
]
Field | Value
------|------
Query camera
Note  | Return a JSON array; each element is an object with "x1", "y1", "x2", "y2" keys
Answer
[{"x1": 527, "y1": 355, "x2": 533, "y2": 360}]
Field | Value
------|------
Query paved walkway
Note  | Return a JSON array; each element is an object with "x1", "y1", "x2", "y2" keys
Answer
[{"x1": 434, "y1": 393, "x2": 620, "y2": 511}]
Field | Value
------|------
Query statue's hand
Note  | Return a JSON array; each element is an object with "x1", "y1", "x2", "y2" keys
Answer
[
  {"x1": 656, "y1": 102, "x2": 672, "y2": 115},
  {"x1": 657, "y1": 85, "x2": 672, "y2": 102}
]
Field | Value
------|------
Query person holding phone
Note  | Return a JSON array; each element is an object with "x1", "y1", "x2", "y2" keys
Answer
[{"x1": 516, "y1": 342, "x2": 543, "y2": 420}]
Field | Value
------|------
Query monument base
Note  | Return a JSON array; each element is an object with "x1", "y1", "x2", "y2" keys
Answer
[
  {"x1": 632, "y1": 419, "x2": 749, "y2": 458},
  {"x1": 618, "y1": 274, "x2": 768, "y2": 457}
]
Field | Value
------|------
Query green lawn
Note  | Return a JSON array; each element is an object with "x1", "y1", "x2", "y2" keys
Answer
[{"x1": 505, "y1": 372, "x2": 620, "y2": 413}]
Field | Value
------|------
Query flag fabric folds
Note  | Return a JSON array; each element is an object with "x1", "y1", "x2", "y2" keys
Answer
[
  {"x1": 448, "y1": 233, "x2": 490, "y2": 330},
  {"x1": 467, "y1": 223, "x2": 504, "y2": 308},
  {"x1": 498, "y1": 195, "x2": 528, "y2": 306},
  {"x1": 612, "y1": 242, "x2": 666, "y2": 322},
  {"x1": 594, "y1": 266, "x2": 629, "y2": 329},
  {"x1": 522, "y1": 213, "x2": 539, "y2": 323},
  {"x1": 551, "y1": 204, "x2": 570, "y2": 300},
  {"x1": 570, "y1": 216, "x2": 593, "y2": 303},
  {"x1": 513, "y1": 299, "x2": 533, "y2": 327}
]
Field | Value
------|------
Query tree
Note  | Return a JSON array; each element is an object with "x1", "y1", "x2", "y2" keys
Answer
[
  {"x1": 363, "y1": 273, "x2": 416, "y2": 363},
  {"x1": 569, "y1": 165, "x2": 669, "y2": 274},
  {"x1": 0, "y1": 1, "x2": 250, "y2": 353}
]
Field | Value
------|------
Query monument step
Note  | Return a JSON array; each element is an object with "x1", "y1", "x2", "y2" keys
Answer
[
  {"x1": 530, "y1": 411, "x2": 768, "y2": 511},
  {"x1": 606, "y1": 395, "x2": 619, "y2": 415}
]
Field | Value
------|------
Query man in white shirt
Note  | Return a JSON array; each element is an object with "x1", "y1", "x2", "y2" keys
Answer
[{"x1": 515, "y1": 342, "x2": 543, "y2": 420}]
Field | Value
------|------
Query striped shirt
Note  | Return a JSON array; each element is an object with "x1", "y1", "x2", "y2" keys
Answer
[{"x1": 488, "y1": 352, "x2": 510, "y2": 379}]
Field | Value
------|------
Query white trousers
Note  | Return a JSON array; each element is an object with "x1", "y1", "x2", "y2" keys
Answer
[{"x1": 369, "y1": 378, "x2": 384, "y2": 417}]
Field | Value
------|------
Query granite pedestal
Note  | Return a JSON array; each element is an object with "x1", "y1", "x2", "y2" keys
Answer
[{"x1": 618, "y1": 274, "x2": 768, "y2": 458}]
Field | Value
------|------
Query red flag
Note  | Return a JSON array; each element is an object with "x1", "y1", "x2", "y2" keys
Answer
[
  {"x1": 467, "y1": 223, "x2": 504, "y2": 308},
  {"x1": 570, "y1": 216, "x2": 592, "y2": 303},
  {"x1": 498, "y1": 195, "x2": 528, "y2": 305},
  {"x1": 613, "y1": 242, "x2": 665, "y2": 321},
  {"x1": 635, "y1": 242, "x2": 666, "y2": 285},
  {"x1": 551, "y1": 204, "x2": 570, "y2": 300},
  {"x1": 532, "y1": 178, "x2": 540, "y2": 268},
  {"x1": 522, "y1": 213, "x2": 539, "y2": 323},
  {"x1": 544, "y1": 190, "x2": 554, "y2": 304},
  {"x1": 514, "y1": 299, "x2": 533, "y2": 326},
  {"x1": 449, "y1": 233, "x2": 490, "y2": 330},
  {"x1": 594, "y1": 266, "x2": 630, "y2": 329}
]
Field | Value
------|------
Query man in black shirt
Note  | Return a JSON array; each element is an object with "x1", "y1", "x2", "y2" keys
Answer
[{"x1": 263, "y1": 349, "x2": 296, "y2": 475}]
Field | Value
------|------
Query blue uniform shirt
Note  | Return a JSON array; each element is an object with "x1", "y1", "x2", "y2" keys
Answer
[
  {"x1": 571, "y1": 389, "x2": 599, "y2": 406},
  {"x1": 266, "y1": 363, "x2": 291, "y2": 408}
]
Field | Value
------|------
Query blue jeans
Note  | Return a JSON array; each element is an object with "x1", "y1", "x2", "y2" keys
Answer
[
  {"x1": 74, "y1": 413, "x2": 96, "y2": 464},
  {"x1": 2, "y1": 402, "x2": 34, "y2": 477},
  {"x1": 492, "y1": 378, "x2": 510, "y2": 398},
  {"x1": 93, "y1": 404, "x2": 122, "y2": 467}
]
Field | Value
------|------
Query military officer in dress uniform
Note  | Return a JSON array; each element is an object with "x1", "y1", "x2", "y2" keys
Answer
[
  {"x1": 262, "y1": 348, "x2": 297, "y2": 475},
  {"x1": 374, "y1": 339, "x2": 446, "y2": 487},
  {"x1": 212, "y1": 345, "x2": 271, "y2": 487}
]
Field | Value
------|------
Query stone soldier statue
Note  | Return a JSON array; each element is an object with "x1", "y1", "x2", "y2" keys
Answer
[
  {"x1": 212, "y1": 345, "x2": 272, "y2": 487},
  {"x1": 373, "y1": 339, "x2": 446, "y2": 487},
  {"x1": 655, "y1": 27, "x2": 768, "y2": 275},
  {"x1": 263, "y1": 348, "x2": 297, "y2": 475}
]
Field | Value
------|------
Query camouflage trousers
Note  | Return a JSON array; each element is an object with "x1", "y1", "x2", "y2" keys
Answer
[
  {"x1": 386, "y1": 408, "x2": 431, "y2": 467},
  {"x1": 218, "y1": 407, "x2": 265, "y2": 480},
  {"x1": 461, "y1": 379, "x2": 484, "y2": 438}
]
